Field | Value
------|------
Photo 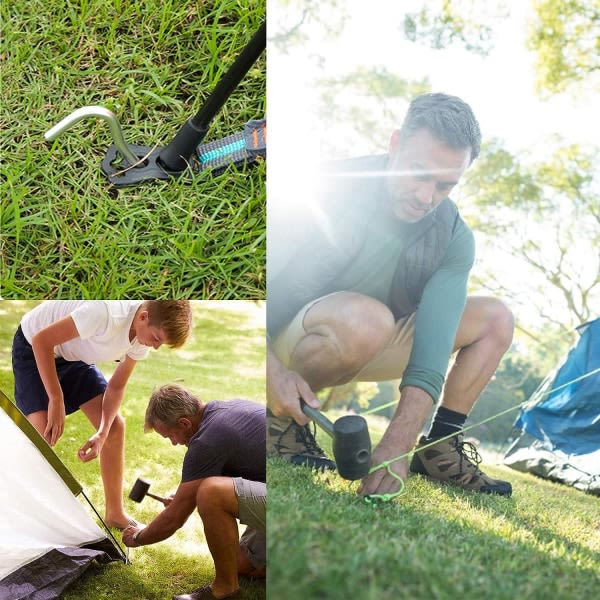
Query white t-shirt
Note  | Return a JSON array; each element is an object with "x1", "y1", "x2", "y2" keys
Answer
[{"x1": 20, "y1": 301, "x2": 151, "y2": 364}]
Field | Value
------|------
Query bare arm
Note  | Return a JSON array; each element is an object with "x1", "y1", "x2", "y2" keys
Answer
[
  {"x1": 31, "y1": 316, "x2": 80, "y2": 446},
  {"x1": 77, "y1": 355, "x2": 137, "y2": 462},
  {"x1": 358, "y1": 385, "x2": 433, "y2": 497},
  {"x1": 267, "y1": 346, "x2": 321, "y2": 425},
  {"x1": 122, "y1": 479, "x2": 200, "y2": 547}
]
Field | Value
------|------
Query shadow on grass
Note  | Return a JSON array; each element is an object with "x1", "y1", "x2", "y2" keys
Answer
[
  {"x1": 63, "y1": 544, "x2": 266, "y2": 600},
  {"x1": 0, "y1": 300, "x2": 266, "y2": 599},
  {"x1": 267, "y1": 459, "x2": 599, "y2": 600}
]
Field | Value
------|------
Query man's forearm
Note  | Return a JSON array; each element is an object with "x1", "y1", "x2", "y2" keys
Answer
[
  {"x1": 357, "y1": 385, "x2": 434, "y2": 496},
  {"x1": 386, "y1": 385, "x2": 434, "y2": 451},
  {"x1": 131, "y1": 509, "x2": 185, "y2": 546}
]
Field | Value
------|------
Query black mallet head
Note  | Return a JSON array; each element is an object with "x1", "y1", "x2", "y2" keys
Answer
[
  {"x1": 302, "y1": 403, "x2": 372, "y2": 480},
  {"x1": 128, "y1": 478, "x2": 167, "y2": 504},
  {"x1": 332, "y1": 415, "x2": 372, "y2": 480}
]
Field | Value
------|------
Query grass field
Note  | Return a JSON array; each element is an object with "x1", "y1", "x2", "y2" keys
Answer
[
  {"x1": 0, "y1": 0, "x2": 265, "y2": 299},
  {"x1": 0, "y1": 300, "x2": 266, "y2": 599},
  {"x1": 268, "y1": 413, "x2": 600, "y2": 599}
]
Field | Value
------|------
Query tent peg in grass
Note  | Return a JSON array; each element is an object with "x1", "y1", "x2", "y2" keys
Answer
[{"x1": 44, "y1": 21, "x2": 266, "y2": 188}]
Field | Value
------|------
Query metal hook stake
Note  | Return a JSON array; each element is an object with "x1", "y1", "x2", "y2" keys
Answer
[{"x1": 44, "y1": 106, "x2": 138, "y2": 167}]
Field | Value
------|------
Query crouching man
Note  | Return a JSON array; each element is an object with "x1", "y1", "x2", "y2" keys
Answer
[{"x1": 122, "y1": 384, "x2": 266, "y2": 600}]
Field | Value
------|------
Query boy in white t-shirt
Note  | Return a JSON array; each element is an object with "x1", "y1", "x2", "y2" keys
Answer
[{"x1": 12, "y1": 300, "x2": 192, "y2": 529}]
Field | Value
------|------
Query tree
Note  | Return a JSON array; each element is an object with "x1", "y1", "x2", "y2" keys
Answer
[
  {"x1": 527, "y1": 0, "x2": 600, "y2": 96},
  {"x1": 315, "y1": 68, "x2": 430, "y2": 155},
  {"x1": 467, "y1": 347, "x2": 547, "y2": 446},
  {"x1": 401, "y1": 0, "x2": 600, "y2": 97},
  {"x1": 460, "y1": 139, "x2": 600, "y2": 337},
  {"x1": 403, "y1": 0, "x2": 509, "y2": 56},
  {"x1": 269, "y1": 0, "x2": 348, "y2": 51},
  {"x1": 321, "y1": 381, "x2": 397, "y2": 420}
]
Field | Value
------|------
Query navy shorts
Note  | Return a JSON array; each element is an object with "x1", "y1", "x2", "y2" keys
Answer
[{"x1": 12, "y1": 326, "x2": 107, "y2": 416}]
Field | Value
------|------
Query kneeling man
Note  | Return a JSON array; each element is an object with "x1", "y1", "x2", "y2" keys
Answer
[{"x1": 123, "y1": 384, "x2": 266, "y2": 600}]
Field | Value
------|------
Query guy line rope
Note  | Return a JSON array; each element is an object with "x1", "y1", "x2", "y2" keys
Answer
[{"x1": 359, "y1": 366, "x2": 600, "y2": 505}]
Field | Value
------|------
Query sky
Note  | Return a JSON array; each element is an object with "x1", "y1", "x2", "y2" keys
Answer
[
  {"x1": 268, "y1": 0, "x2": 599, "y2": 160},
  {"x1": 267, "y1": 0, "x2": 599, "y2": 329}
]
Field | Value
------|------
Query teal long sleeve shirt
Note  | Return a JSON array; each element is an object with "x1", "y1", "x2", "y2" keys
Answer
[{"x1": 267, "y1": 155, "x2": 475, "y2": 402}]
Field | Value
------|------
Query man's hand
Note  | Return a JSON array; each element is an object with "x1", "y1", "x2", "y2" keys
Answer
[
  {"x1": 77, "y1": 432, "x2": 106, "y2": 462},
  {"x1": 358, "y1": 442, "x2": 409, "y2": 498},
  {"x1": 267, "y1": 348, "x2": 320, "y2": 425},
  {"x1": 358, "y1": 421, "x2": 410, "y2": 497},
  {"x1": 158, "y1": 493, "x2": 176, "y2": 507},
  {"x1": 122, "y1": 525, "x2": 144, "y2": 547},
  {"x1": 358, "y1": 385, "x2": 433, "y2": 498},
  {"x1": 44, "y1": 397, "x2": 66, "y2": 446}
]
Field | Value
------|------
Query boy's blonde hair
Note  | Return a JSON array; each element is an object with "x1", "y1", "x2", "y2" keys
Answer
[
  {"x1": 145, "y1": 384, "x2": 201, "y2": 431},
  {"x1": 143, "y1": 300, "x2": 192, "y2": 348}
]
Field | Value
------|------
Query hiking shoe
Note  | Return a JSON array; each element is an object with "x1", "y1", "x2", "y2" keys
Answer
[
  {"x1": 267, "y1": 414, "x2": 336, "y2": 471},
  {"x1": 410, "y1": 435, "x2": 512, "y2": 496}
]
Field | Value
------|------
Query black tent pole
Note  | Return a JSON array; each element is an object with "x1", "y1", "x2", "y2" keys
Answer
[{"x1": 158, "y1": 20, "x2": 266, "y2": 173}]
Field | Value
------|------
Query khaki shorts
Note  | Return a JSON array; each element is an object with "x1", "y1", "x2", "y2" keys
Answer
[
  {"x1": 271, "y1": 293, "x2": 417, "y2": 382},
  {"x1": 233, "y1": 477, "x2": 266, "y2": 569}
]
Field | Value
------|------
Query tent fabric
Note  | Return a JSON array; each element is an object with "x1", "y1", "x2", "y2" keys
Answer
[
  {"x1": 0, "y1": 391, "x2": 81, "y2": 495},
  {"x1": 0, "y1": 545, "x2": 115, "y2": 600},
  {"x1": 0, "y1": 392, "x2": 124, "y2": 599},
  {"x1": 504, "y1": 318, "x2": 600, "y2": 495}
]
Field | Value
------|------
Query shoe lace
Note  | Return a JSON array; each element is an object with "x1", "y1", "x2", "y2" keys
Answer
[
  {"x1": 453, "y1": 437, "x2": 482, "y2": 471},
  {"x1": 275, "y1": 420, "x2": 325, "y2": 456},
  {"x1": 297, "y1": 421, "x2": 326, "y2": 456}
]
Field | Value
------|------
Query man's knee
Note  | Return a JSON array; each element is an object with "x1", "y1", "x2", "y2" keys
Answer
[
  {"x1": 196, "y1": 477, "x2": 237, "y2": 518},
  {"x1": 483, "y1": 298, "x2": 514, "y2": 350},
  {"x1": 305, "y1": 293, "x2": 396, "y2": 362},
  {"x1": 457, "y1": 297, "x2": 515, "y2": 353},
  {"x1": 474, "y1": 298, "x2": 515, "y2": 351}
]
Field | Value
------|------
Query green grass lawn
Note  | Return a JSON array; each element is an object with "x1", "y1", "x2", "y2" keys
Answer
[
  {"x1": 0, "y1": 0, "x2": 265, "y2": 299},
  {"x1": 268, "y1": 414, "x2": 600, "y2": 599},
  {"x1": 0, "y1": 300, "x2": 266, "y2": 599}
]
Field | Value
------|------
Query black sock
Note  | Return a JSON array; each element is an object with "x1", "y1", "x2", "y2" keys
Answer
[{"x1": 427, "y1": 406, "x2": 467, "y2": 440}]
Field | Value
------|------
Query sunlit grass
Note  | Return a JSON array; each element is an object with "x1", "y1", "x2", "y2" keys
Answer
[
  {"x1": 0, "y1": 300, "x2": 266, "y2": 599},
  {"x1": 268, "y1": 422, "x2": 600, "y2": 599},
  {"x1": 0, "y1": 0, "x2": 265, "y2": 299}
]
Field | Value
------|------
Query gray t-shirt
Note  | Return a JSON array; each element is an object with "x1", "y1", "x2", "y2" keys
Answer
[{"x1": 181, "y1": 399, "x2": 266, "y2": 483}]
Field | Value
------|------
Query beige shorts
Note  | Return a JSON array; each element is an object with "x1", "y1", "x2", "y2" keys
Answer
[
  {"x1": 271, "y1": 293, "x2": 417, "y2": 382},
  {"x1": 233, "y1": 477, "x2": 266, "y2": 569}
]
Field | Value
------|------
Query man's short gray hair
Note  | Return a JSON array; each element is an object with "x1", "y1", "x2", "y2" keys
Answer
[
  {"x1": 398, "y1": 93, "x2": 481, "y2": 163},
  {"x1": 145, "y1": 384, "x2": 201, "y2": 431}
]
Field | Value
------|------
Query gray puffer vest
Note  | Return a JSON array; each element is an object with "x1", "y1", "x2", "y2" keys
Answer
[{"x1": 388, "y1": 197, "x2": 459, "y2": 319}]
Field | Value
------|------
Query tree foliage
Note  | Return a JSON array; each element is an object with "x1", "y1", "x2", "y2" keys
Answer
[
  {"x1": 527, "y1": 0, "x2": 600, "y2": 96},
  {"x1": 403, "y1": 0, "x2": 509, "y2": 56},
  {"x1": 268, "y1": 0, "x2": 348, "y2": 51},
  {"x1": 467, "y1": 348, "x2": 547, "y2": 446},
  {"x1": 461, "y1": 140, "x2": 600, "y2": 334},
  {"x1": 315, "y1": 68, "x2": 430, "y2": 153},
  {"x1": 401, "y1": 0, "x2": 600, "y2": 97}
]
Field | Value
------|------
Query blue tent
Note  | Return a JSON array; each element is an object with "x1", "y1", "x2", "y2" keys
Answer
[{"x1": 503, "y1": 318, "x2": 600, "y2": 495}]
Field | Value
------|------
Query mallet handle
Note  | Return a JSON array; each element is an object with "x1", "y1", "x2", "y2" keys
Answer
[
  {"x1": 301, "y1": 402, "x2": 334, "y2": 437},
  {"x1": 147, "y1": 491, "x2": 167, "y2": 503}
]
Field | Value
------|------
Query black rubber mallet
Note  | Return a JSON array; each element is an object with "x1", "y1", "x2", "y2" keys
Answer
[
  {"x1": 129, "y1": 478, "x2": 168, "y2": 505},
  {"x1": 301, "y1": 402, "x2": 372, "y2": 481}
]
